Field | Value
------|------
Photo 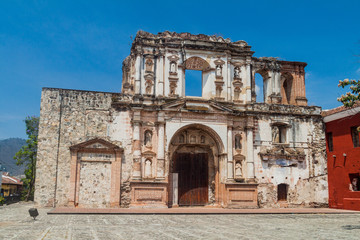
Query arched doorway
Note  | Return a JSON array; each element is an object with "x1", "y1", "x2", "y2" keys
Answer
[{"x1": 168, "y1": 124, "x2": 223, "y2": 207}]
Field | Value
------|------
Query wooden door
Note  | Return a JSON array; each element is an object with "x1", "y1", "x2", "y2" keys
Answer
[{"x1": 175, "y1": 153, "x2": 208, "y2": 206}]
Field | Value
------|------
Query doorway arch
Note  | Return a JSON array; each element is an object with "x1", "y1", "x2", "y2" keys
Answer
[{"x1": 168, "y1": 124, "x2": 224, "y2": 207}]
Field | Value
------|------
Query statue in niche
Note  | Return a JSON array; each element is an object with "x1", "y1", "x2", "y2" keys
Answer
[
  {"x1": 235, "y1": 161, "x2": 242, "y2": 177},
  {"x1": 201, "y1": 135, "x2": 205, "y2": 144},
  {"x1": 190, "y1": 135, "x2": 196, "y2": 143},
  {"x1": 234, "y1": 67, "x2": 240, "y2": 78},
  {"x1": 145, "y1": 59, "x2": 153, "y2": 72},
  {"x1": 144, "y1": 130, "x2": 152, "y2": 147},
  {"x1": 145, "y1": 159, "x2": 152, "y2": 178},
  {"x1": 170, "y1": 62, "x2": 176, "y2": 73},
  {"x1": 179, "y1": 134, "x2": 184, "y2": 143},
  {"x1": 235, "y1": 135, "x2": 242, "y2": 150},
  {"x1": 272, "y1": 126, "x2": 279, "y2": 143},
  {"x1": 216, "y1": 65, "x2": 222, "y2": 76}
]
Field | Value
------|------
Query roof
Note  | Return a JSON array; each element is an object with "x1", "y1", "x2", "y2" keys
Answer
[
  {"x1": 1, "y1": 172, "x2": 23, "y2": 185},
  {"x1": 322, "y1": 102, "x2": 360, "y2": 123}
]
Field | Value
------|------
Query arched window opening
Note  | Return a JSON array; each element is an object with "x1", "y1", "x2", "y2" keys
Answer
[
  {"x1": 281, "y1": 73, "x2": 293, "y2": 104},
  {"x1": 277, "y1": 184, "x2": 288, "y2": 201},
  {"x1": 185, "y1": 70, "x2": 202, "y2": 97},
  {"x1": 255, "y1": 73, "x2": 264, "y2": 102}
]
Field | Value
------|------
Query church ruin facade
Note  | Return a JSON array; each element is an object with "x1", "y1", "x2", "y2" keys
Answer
[{"x1": 35, "y1": 31, "x2": 328, "y2": 208}]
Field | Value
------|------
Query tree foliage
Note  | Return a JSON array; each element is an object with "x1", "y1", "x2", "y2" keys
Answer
[
  {"x1": 14, "y1": 116, "x2": 39, "y2": 201},
  {"x1": 337, "y1": 79, "x2": 360, "y2": 107}
]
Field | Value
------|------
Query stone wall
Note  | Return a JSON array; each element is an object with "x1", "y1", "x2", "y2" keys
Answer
[
  {"x1": 35, "y1": 88, "x2": 125, "y2": 207},
  {"x1": 78, "y1": 161, "x2": 111, "y2": 208},
  {"x1": 255, "y1": 115, "x2": 328, "y2": 208}
]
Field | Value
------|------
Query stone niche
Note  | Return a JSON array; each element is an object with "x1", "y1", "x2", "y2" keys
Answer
[{"x1": 68, "y1": 138, "x2": 123, "y2": 208}]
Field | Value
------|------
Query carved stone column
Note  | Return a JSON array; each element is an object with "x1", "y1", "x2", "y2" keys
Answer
[
  {"x1": 227, "y1": 125, "x2": 234, "y2": 179},
  {"x1": 132, "y1": 112, "x2": 142, "y2": 179},
  {"x1": 245, "y1": 126, "x2": 255, "y2": 180},
  {"x1": 157, "y1": 112, "x2": 165, "y2": 179}
]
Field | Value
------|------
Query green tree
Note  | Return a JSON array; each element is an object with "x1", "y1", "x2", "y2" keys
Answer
[
  {"x1": 14, "y1": 116, "x2": 39, "y2": 201},
  {"x1": 337, "y1": 79, "x2": 360, "y2": 107}
]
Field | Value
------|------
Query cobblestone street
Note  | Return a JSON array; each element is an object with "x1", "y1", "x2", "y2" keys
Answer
[{"x1": 1, "y1": 202, "x2": 360, "y2": 240}]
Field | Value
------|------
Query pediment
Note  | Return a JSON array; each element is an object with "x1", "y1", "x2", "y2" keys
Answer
[
  {"x1": 70, "y1": 138, "x2": 123, "y2": 152},
  {"x1": 142, "y1": 150, "x2": 156, "y2": 157},
  {"x1": 161, "y1": 99, "x2": 233, "y2": 113}
]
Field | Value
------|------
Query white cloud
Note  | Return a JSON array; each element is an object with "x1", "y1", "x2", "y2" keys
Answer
[
  {"x1": 255, "y1": 85, "x2": 260, "y2": 95},
  {"x1": 356, "y1": 67, "x2": 360, "y2": 75}
]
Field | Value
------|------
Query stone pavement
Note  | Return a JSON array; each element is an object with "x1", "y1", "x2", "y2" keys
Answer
[{"x1": 1, "y1": 202, "x2": 360, "y2": 240}]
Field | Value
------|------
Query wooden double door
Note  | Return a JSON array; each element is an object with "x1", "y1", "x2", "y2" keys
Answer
[{"x1": 175, "y1": 153, "x2": 208, "y2": 206}]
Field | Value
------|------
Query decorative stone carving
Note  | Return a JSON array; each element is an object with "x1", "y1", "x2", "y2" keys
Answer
[
  {"x1": 259, "y1": 145, "x2": 306, "y2": 164},
  {"x1": 185, "y1": 57, "x2": 211, "y2": 71}
]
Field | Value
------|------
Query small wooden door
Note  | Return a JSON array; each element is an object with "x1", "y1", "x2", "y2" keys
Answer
[
  {"x1": 175, "y1": 153, "x2": 208, "y2": 206},
  {"x1": 277, "y1": 184, "x2": 288, "y2": 201}
]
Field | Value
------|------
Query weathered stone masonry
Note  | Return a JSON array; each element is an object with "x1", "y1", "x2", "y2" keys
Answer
[{"x1": 35, "y1": 31, "x2": 328, "y2": 208}]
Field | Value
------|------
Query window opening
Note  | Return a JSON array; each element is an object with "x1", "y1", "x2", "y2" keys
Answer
[
  {"x1": 351, "y1": 126, "x2": 360, "y2": 148},
  {"x1": 326, "y1": 132, "x2": 333, "y2": 151},
  {"x1": 185, "y1": 70, "x2": 202, "y2": 97},
  {"x1": 349, "y1": 173, "x2": 360, "y2": 191},
  {"x1": 255, "y1": 73, "x2": 264, "y2": 102}
]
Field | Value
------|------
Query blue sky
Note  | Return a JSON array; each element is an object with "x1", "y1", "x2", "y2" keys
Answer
[{"x1": 0, "y1": 0, "x2": 359, "y2": 139}]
